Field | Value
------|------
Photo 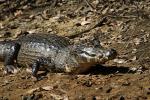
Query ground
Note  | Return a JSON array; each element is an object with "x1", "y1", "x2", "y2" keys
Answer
[{"x1": 0, "y1": 0, "x2": 150, "y2": 100}]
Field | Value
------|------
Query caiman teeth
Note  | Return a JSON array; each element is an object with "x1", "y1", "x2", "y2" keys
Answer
[{"x1": 65, "y1": 64, "x2": 72, "y2": 73}]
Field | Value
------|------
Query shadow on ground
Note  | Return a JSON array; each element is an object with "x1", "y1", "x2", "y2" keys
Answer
[{"x1": 85, "y1": 65, "x2": 136, "y2": 75}]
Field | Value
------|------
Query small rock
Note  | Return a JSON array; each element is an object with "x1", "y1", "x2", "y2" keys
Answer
[
  {"x1": 114, "y1": 59, "x2": 127, "y2": 64},
  {"x1": 47, "y1": 28, "x2": 53, "y2": 32}
]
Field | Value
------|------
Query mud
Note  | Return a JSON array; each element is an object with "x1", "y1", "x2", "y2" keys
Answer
[{"x1": 0, "y1": 0, "x2": 150, "y2": 100}]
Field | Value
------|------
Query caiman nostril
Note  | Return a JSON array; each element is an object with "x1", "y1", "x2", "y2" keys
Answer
[{"x1": 105, "y1": 49, "x2": 117, "y2": 60}]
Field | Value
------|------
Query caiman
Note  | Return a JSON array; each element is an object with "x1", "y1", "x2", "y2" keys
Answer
[{"x1": 0, "y1": 33, "x2": 117, "y2": 80}]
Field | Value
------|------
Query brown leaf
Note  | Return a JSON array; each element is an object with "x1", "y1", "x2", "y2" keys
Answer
[
  {"x1": 26, "y1": 88, "x2": 40, "y2": 94},
  {"x1": 41, "y1": 86, "x2": 53, "y2": 91}
]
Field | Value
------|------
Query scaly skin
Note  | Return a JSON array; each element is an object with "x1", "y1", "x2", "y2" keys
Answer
[
  {"x1": 17, "y1": 34, "x2": 70, "y2": 67},
  {"x1": 0, "y1": 33, "x2": 117, "y2": 80},
  {"x1": 0, "y1": 41, "x2": 20, "y2": 74}
]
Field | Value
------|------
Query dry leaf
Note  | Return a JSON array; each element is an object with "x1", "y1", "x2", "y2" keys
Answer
[
  {"x1": 81, "y1": 20, "x2": 91, "y2": 26},
  {"x1": 26, "y1": 87, "x2": 39, "y2": 94},
  {"x1": 26, "y1": 68, "x2": 32, "y2": 73},
  {"x1": 28, "y1": 30, "x2": 37, "y2": 34},
  {"x1": 0, "y1": 23, "x2": 4, "y2": 29},
  {"x1": 50, "y1": 94, "x2": 69, "y2": 100},
  {"x1": 14, "y1": 10, "x2": 23, "y2": 17},
  {"x1": 133, "y1": 38, "x2": 141, "y2": 45},
  {"x1": 50, "y1": 94, "x2": 64, "y2": 100},
  {"x1": 130, "y1": 56, "x2": 137, "y2": 61},
  {"x1": 41, "y1": 86, "x2": 53, "y2": 91}
]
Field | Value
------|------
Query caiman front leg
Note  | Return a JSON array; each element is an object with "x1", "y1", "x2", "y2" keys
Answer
[
  {"x1": 4, "y1": 43, "x2": 20, "y2": 74},
  {"x1": 32, "y1": 57, "x2": 54, "y2": 81},
  {"x1": 4, "y1": 54, "x2": 18, "y2": 74}
]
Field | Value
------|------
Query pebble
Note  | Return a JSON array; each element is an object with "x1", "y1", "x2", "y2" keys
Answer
[{"x1": 113, "y1": 58, "x2": 127, "y2": 64}]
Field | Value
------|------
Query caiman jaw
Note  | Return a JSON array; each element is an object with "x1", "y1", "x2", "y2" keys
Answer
[
  {"x1": 64, "y1": 48, "x2": 117, "y2": 74},
  {"x1": 98, "y1": 48, "x2": 117, "y2": 63},
  {"x1": 104, "y1": 49, "x2": 117, "y2": 60},
  {"x1": 75, "y1": 47, "x2": 117, "y2": 64}
]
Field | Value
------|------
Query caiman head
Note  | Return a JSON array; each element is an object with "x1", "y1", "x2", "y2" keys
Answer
[{"x1": 65, "y1": 45, "x2": 117, "y2": 73}]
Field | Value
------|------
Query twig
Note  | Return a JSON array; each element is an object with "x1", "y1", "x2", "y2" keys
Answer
[
  {"x1": 84, "y1": 0, "x2": 96, "y2": 11},
  {"x1": 51, "y1": 0, "x2": 58, "y2": 7},
  {"x1": 67, "y1": 16, "x2": 107, "y2": 39}
]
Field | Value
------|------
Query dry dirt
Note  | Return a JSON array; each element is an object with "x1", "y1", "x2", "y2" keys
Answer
[{"x1": 0, "y1": 0, "x2": 150, "y2": 100}]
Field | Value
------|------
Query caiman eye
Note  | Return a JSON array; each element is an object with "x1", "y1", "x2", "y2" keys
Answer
[{"x1": 83, "y1": 51, "x2": 96, "y2": 57}]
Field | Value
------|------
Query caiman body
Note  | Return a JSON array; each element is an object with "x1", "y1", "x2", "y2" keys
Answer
[
  {"x1": 17, "y1": 34, "x2": 70, "y2": 72},
  {"x1": 0, "y1": 33, "x2": 117, "y2": 79}
]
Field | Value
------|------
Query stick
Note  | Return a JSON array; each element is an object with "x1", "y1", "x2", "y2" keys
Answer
[
  {"x1": 67, "y1": 16, "x2": 107, "y2": 39},
  {"x1": 84, "y1": 0, "x2": 95, "y2": 11}
]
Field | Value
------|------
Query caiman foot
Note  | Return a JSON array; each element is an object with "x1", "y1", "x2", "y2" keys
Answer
[
  {"x1": 32, "y1": 75, "x2": 48, "y2": 81},
  {"x1": 36, "y1": 76, "x2": 48, "y2": 81},
  {"x1": 31, "y1": 57, "x2": 52, "y2": 81},
  {"x1": 4, "y1": 65, "x2": 18, "y2": 74},
  {"x1": 33, "y1": 71, "x2": 49, "y2": 81}
]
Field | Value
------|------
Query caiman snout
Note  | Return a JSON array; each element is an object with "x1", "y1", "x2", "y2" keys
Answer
[
  {"x1": 69, "y1": 46, "x2": 117, "y2": 73},
  {"x1": 76, "y1": 46, "x2": 117, "y2": 64},
  {"x1": 103, "y1": 48, "x2": 117, "y2": 60}
]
